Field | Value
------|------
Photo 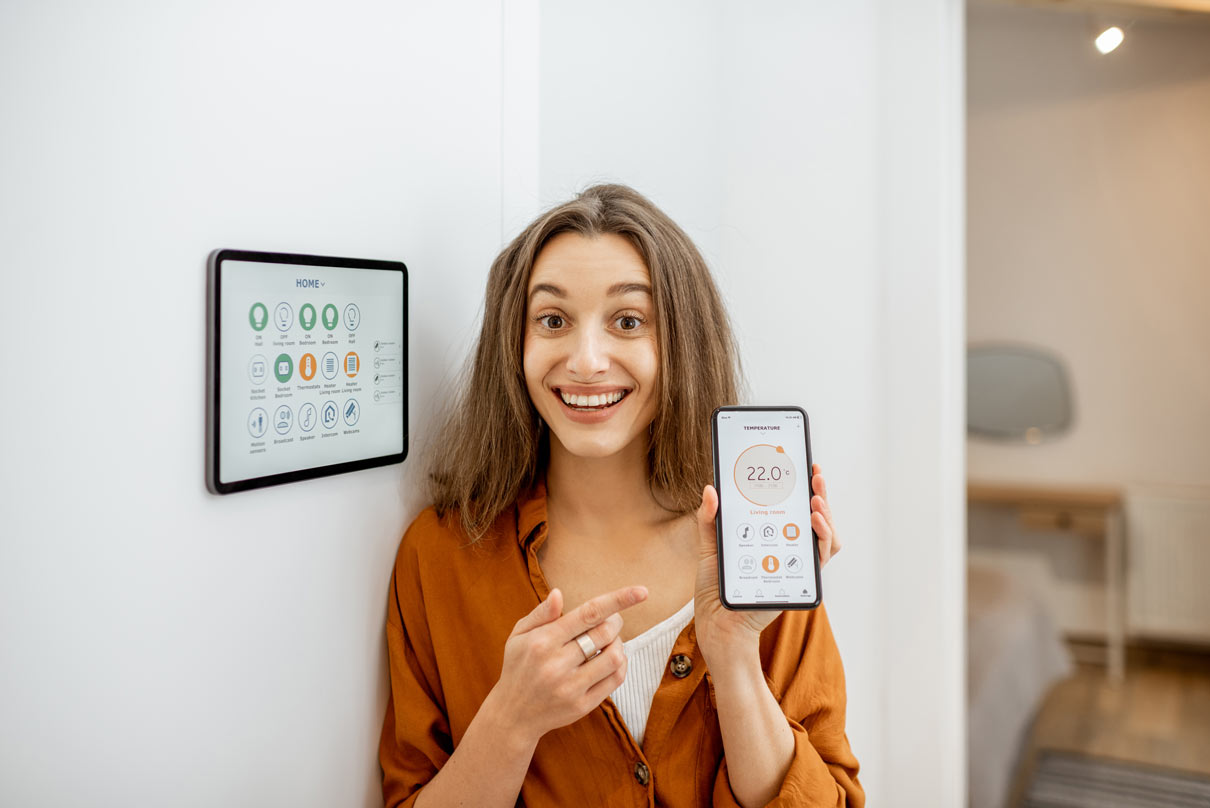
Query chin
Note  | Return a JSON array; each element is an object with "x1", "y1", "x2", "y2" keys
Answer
[
  {"x1": 547, "y1": 424, "x2": 647, "y2": 461},
  {"x1": 551, "y1": 431, "x2": 631, "y2": 459}
]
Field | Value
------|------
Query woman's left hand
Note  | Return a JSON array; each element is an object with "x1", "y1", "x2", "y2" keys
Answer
[{"x1": 693, "y1": 463, "x2": 841, "y2": 666}]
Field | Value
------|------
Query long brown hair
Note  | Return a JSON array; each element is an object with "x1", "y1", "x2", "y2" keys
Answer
[{"x1": 428, "y1": 184, "x2": 742, "y2": 541}]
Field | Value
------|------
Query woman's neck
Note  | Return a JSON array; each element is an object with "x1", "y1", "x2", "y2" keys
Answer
[{"x1": 544, "y1": 433, "x2": 677, "y2": 544}]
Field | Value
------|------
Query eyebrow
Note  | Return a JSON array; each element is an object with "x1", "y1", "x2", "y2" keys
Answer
[{"x1": 528, "y1": 282, "x2": 652, "y2": 302}]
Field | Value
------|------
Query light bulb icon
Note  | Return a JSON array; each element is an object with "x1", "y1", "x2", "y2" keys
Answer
[
  {"x1": 274, "y1": 303, "x2": 293, "y2": 332},
  {"x1": 249, "y1": 303, "x2": 268, "y2": 331}
]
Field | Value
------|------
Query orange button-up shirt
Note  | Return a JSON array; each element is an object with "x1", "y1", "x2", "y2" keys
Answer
[{"x1": 379, "y1": 481, "x2": 864, "y2": 807}]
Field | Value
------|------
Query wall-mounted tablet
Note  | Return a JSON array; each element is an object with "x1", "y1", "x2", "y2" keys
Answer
[{"x1": 206, "y1": 249, "x2": 407, "y2": 494}]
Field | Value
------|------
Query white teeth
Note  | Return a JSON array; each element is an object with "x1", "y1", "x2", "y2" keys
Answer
[{"x1": 558, "y1": 390, "x2": 628, "y2": 408}]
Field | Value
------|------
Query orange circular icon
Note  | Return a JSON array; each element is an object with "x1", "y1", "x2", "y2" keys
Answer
[
  {"x1": 344, "y1": 352, "x2": 360, "y2": 378},
  {"x1": 762, "y1": 555, "x2": 780, "y2": 573},
  {"x1": 783, "y1": 523, "x2": 800, "y2": 540},
  {"x1": 299, "y1": 353, "x2": 317, "y2": 381}
]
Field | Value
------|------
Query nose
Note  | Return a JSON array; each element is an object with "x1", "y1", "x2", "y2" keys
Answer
[{"x1": 566, "y1": 325, "x2": 609, "y2": 379}]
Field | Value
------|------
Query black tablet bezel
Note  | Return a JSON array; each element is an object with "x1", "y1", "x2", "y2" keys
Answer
[
  {"x1": 710, "y1": 405, "x2": 823, "y2": 611},
  {"x1": 206, "y1": 248, "x2": 408, "y2": 495}
]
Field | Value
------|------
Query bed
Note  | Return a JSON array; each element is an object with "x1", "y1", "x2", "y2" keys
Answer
[{"x1": 967, "y1": 559, "x2": 1074, "y2": 808}]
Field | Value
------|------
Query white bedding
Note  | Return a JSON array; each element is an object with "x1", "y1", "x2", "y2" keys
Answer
[{"x1": 967, "y1": 559, "x2": 1073, "y2": 808}]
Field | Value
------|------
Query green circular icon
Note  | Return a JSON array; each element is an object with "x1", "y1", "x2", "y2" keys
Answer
[
  {"x1": 321, "y1": 304, "x2": 339, "y2": 331},
  {"x1": 299, "y1": 303, "x2": 317, "y2": 331},
  {"x1": 273, "y1": 353, "x2": 294, "y2": 383},
  {"x1": 249, "y1": 302, "x2": 268, "y2": 331}
]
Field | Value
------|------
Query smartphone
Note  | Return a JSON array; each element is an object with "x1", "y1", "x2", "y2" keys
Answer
[{"x1": 711, "y1": 406, "x2": 822, "y2": 610}]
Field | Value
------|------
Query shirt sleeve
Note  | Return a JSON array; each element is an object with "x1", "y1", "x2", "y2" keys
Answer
[
  {"x1": 379, "y1": 524, "x2": 454, "y2": 808},
  {"x1": 711, "y1": 603, "x2": 865, "y2": 808}
]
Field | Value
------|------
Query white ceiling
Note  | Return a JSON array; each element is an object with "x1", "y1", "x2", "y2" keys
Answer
[{"x1": 973, "y1": 0, "x2": 1210, "y2": 19}]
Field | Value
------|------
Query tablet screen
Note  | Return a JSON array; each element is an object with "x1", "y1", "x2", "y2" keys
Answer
[{"x1": 208, "y1": 250, "x2": 406, "y2": 493}]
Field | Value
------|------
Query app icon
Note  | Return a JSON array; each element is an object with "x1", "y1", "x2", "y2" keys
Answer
[
  {"x1": 299, "y1": 303, "x2": 317, "y2": 331},
  {"x1": 343, "y1": 303, "x2": 360, "y2": 331},
  {"x1": 785, "y1": 555, "x2": 802, "y2": 573},
  {"x1": 247, "y1": 408, "x2": 267, "y2": 438},
  {"x1": 343, "y1": 398, "x2": 360, "y2": 426},
  {"x1": 274, "y1": 405, "x2": 293, "y2": 435},
  {"x1": 762, "y1": 555, "x2": 780, "y2": 574},
  {"x1": 321, "y1": 401, "x2": 339, "y2": 429},
  {"x1": 760, "y1": 523, "x2": 777, "y2": 540},
  {"x1": 248, "y1": 354, "x2": 268, "y2": 385},
  {"x1": 321, "y1": 304, "x2": 339, "y2": 331},
  {"x1": 321, "y1": 351, "x2": 339, "y2": 380},
  {"x1": 738, "y1": 555, "x2": 756, "y2": 574},
  {"x1": 298, "y1": 402, "x2": 317, "y2": 432},
  {"x1": 299, "y1": 352, "x2": 317, "y2": 381},
  {"x1": 783, "y1": 523, "x2": 800, "y2": 540},
  {"x1": 274, "y1": 353, "x2": 293, "y2": 383},
  {"x1": 274, "y1": 302, "x2": 293, "y2": 332},
  {"x1": 344, "y1": 352, "x2": 359, "y2": 378},
  {"x1": 249, "y1": 302, "x2": 268, "y2": 331},
  {"x1": 736, "y1": 523, "x2": 755, "y2": 541}
]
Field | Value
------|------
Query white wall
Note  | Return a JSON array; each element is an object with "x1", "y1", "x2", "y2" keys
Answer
[
  {"x1": 1, "y1": 1, "x2": 965, "y2": 805},
  {"x1": 0, "y1": 1, "x2": 505, "y2": 805},
  {"x1": 541, "y1": 2, "x2": 965, "y2": 804},
  {"x1": 967, "y1": 5, "x2": 1210, "y2": 489}
]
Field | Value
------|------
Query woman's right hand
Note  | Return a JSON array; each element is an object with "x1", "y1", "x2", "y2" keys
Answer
[{"x1": 486, "y1": 585, "x2": 649, "y2": 744}]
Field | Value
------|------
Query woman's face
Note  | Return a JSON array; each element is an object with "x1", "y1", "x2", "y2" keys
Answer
[{"x1": 523, "y1": 231, "x2": 659, "y2": 460}]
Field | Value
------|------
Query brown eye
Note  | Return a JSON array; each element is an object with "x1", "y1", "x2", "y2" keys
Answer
[
  {"x1": 540, "y1": 314, "x2": 565, "y2": 330},
  {"x1": 617, "y1": 315, "x2": 640, "y2": 331}
]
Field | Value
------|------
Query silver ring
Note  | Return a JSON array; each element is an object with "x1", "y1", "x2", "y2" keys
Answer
[{"x1": 575, "y1": 632, "x2": 598, "y2": 661}]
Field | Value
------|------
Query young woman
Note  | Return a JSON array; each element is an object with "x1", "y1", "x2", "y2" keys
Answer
[{"x1": 379, "y1": 184, "x2": 864, "y2": 807}]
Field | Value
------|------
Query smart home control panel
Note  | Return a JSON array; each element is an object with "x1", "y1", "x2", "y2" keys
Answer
[
  {"x1": 207, "y1": 249, "x2": 407, "y2": 494},
  {"x1": 712, "y1": 406, "x2": 821, "y2": 610}
]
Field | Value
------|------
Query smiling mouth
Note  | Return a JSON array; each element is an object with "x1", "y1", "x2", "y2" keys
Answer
[{"x1": 554, "y1": 388, "x2": 631, "y2": 412}]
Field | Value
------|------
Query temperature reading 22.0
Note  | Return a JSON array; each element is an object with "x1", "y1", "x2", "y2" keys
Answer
[{"x1": 734, "y1": 444, "x2": 797, "y2": 506}]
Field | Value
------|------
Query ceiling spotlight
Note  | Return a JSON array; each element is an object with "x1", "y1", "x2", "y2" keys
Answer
[{"x1": 1095, "y1": 26, "x2": 1124, "y2": 54}]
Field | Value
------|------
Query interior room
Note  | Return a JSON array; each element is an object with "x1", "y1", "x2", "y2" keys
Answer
[
  {"x1": 1, "y1": 2, "x2": 967, "y2": 804},
  {"x1": 964, "y1": 1, "x2": 1210, "y2": 805}
]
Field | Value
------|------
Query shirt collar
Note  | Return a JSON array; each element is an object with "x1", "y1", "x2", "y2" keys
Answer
[{"x1": 516, "y1": 476, "x2": 549, "y2": 550}]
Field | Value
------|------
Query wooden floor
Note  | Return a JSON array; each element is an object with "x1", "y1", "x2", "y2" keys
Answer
[{"x1": 1006, "y1": 646, "x2": 1210, "y2": 807}]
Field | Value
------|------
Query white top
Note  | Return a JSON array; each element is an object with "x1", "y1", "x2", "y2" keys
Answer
[{"x1": 609, "y1": 598, "x2": 695, "y2": 747}]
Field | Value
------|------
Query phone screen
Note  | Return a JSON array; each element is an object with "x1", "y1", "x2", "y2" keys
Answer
[{"x1": 712, "y1": 406, "x2": 821, "y2": 610}]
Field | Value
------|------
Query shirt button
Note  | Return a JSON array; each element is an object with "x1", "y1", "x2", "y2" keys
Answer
[
  {"x1": 634, "y1": 761, "x2": 650, "y2": 786},
  {"x1": 670, "y1": 654, "x2": 692, "y2": 678}
]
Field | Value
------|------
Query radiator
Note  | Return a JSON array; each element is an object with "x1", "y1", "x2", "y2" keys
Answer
[{"x1": 1126, "y1": 487, "x2": 1210, "y2": 644}]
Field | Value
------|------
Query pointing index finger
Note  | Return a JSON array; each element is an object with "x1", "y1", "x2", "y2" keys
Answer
[{"x1": 552, "y1": 586, "x2": 648, "y2": 643}]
